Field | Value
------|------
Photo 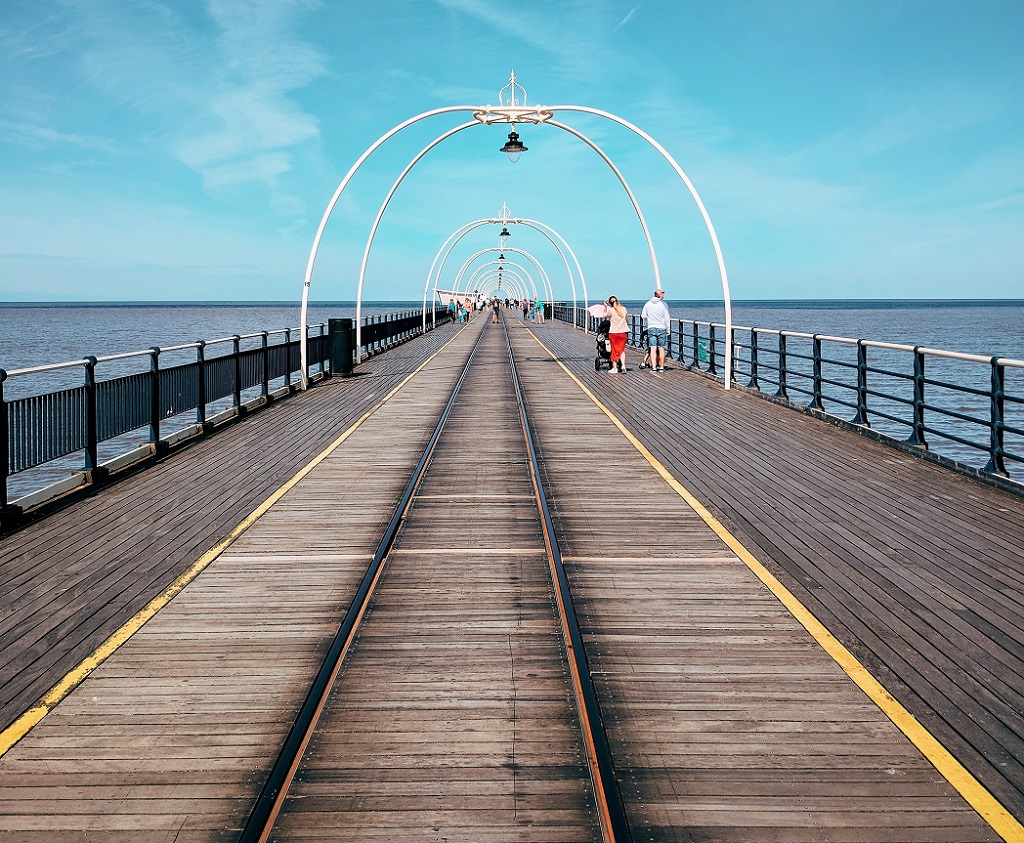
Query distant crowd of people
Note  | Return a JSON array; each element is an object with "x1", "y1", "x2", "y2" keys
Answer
[{"x1": 448, "y1": 297, "x2": 546, "y2": 324}]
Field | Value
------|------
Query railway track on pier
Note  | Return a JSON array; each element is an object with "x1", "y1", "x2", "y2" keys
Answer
[{"x1": 239, "y1": 316, "x2": 631, "y2": 842}]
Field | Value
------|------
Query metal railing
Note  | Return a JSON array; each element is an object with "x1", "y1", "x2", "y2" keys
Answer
[
  {"x1": 1, "y1": 308, "x2": 451, "y2": 513},
  {"x1": 553, "y1": 306, "x2": 1024, "y2": 485}
]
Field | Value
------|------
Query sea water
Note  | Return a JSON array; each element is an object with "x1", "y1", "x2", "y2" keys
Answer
[
  {"x1": 3, "y1": 299, "x2": 1020, "y2": 372},
  {"x1": 1, "y1": 300, "x2": 1021, "y2": 498}
]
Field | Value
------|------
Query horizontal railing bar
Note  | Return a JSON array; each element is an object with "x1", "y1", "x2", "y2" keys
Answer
[
  {"x1": 921, "y1": 425, "x2": 987, "y2": 452},
  {"x1": 815, "y1": 335, "x2": 859, "y2": 346},
  {"x1": 923, "y1": 378, "x2": 989, "y2": 399},
  {"x1": 864, "y1": 389, "x2": 913, "y2": 407},
  {"x1": 93, "y1": 349, "x2": 159, "y2": 364},
  {"x1": 3, "y1": 359, "x2": 89, "y2": 377},
  {"x1": 684, "y1": 318, "x2": 1024, "y2": 369},
  {"x1": 865, "y1": 407, "x2": 912, "y2": 428},
  {"x1": 921, "y1": 403, "x2": 989, "y2": 426}
]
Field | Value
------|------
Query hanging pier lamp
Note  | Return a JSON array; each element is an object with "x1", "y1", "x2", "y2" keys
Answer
[{"x1": 499, "y1": 128, "x2": 528, "y2": 163}]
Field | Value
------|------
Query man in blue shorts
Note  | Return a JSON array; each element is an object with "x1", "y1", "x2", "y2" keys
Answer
[{"x1": 641, "y1": 288, "x2": 671, "y2": 371}]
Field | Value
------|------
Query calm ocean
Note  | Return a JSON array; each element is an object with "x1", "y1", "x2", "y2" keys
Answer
[
  {"x1": 1, "y1": 299, "x2": 1021, "y2": 498},
  {"x1": 2, "y1": 299, "x2": 1022, "y2": 373}
]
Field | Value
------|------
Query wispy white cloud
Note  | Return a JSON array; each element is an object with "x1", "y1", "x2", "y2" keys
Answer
[
  {"x1": 430, "y1": 0, "x2": 624, "y2": 83},
  {"x1": 0, "y1": 119, "x2": 123, "y2": 154},
  {"x1": 614, "y1": 4, "x2": 640, "y2": 31},
  {"x1": 39, "y1": 0, "x2": 328, "y2": 193}
]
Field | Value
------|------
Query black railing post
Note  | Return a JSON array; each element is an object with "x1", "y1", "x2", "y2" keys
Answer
[
  {"x1": 691, "y1": 322, "x2": 699, "y2": 368},
  {"x1": 907, "y1": 346, "x2": 927, "y2": 448},
  {"x1": 196, "y1": 341, "x2": 207, "y2": 427},
  {"x1": 730, "y1": 327, "x2": 738, "y2": 387},
  {"x1": 747, "y1": 329, "x2": 759, "y2": 389},
  {"x1": 284, "y1": 330, "x2": 292, "y2": 388},
  {"x1": 983, "y1": 356, "x2": 1007, "y2": 476},
  {"x1": 708, "y1": 324, "x2": 718, "y2": 376},
  {"x1": 853, "y1": 341, "x2": 870, "y2": 426},
  {"x1": 0, "y1": 369, "x2": 8, "y2": 509},
  {"x1": 809, "y1": 335, "x2": 824, "y2": 410},
  {"x1": 84, "y1": 356, "x2": 99, "y2": 473},
  {"x1": 261, "y1": 332, "x2": 270, "y2": 397},
  {"x1": 232, "y1": 335, "x2": 242, "y2": 408},
  {"x1": 149, "y1": 348, "x2": 162, "y2": 447},
  {"x1": 776, "y1": 333, "x2": 788, "y2": 399},
  {"x1": 319, "y1": 324, "x2": 327, "y2": 375}
]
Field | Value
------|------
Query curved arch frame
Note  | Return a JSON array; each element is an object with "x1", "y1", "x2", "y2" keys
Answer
[
  {"x1": 300, "y1": 101, "x2": 732, "y2": 388},
  {"x1": 476, "y1": 270, "x2": 529, "y2": 301},
  {"x1": 462, "y1": 261, "x2": 539, "y2": 302},
  {"x1": 451, "y1": 248, "x2": 553, "y2": 304},
  {"x1": 351, "y1": 119, "x2": 657, "y2": 359},
  {"x1": 422, "y1": 216, "x2": 589, "y2": 332}
]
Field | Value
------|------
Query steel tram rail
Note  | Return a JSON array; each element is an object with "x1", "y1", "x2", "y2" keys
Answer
[
  {"x1": 238, "y1": 316, "x2": 632, "y2": 842},
  {"x1": 502, "y1": 317, "x2": 633, "y2": 843}
]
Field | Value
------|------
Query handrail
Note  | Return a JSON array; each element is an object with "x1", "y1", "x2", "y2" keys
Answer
[
  {"x1": 1, "y1": 309, "x2": 452, "y2": 520},
  {"x1": 551, "y1": 306, "x2": 1023, "y2": 487}
]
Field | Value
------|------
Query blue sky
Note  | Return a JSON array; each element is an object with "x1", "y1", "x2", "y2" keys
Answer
[{"x1": 1, "y1": 0, "x2": 1022, "y2": 303}]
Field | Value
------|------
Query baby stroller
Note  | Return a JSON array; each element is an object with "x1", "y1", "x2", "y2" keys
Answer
[
  {"x1": 594, "y1": 318, "x2": 613, "y2": 371},
  {"x1": 637, "y1": 328, "x2": 651, "y2": 369}
]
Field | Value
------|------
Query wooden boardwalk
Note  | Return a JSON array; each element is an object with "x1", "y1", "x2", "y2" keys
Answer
[
  {"x1": 518, "y1": 315, "x2": 1024, "y2": 828},
  {"x1": 0, "y1": 312, "x2": 1021, "y2": 841}
]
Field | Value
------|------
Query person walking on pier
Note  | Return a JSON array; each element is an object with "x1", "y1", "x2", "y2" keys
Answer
[
  {"x1": 603, "y1": 295, "x2": 629, "y2": 373},
  {"x1": 641, "y1": 288, "x2": 671, "y2": 372},
  {"x1": 491, "y1": 297, "x2": 500, "y2": 323}
]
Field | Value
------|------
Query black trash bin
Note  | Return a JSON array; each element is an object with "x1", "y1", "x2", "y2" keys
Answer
[{"x1": 329, "y1": 318, "x2": 354, "y2": 374}]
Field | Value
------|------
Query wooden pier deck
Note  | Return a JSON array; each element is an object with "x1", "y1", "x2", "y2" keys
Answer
[{"x1": 0, "y1": 312, "x2": 1022, "y2": 841}]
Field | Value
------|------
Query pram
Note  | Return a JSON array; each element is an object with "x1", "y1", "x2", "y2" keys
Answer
[
  {"x1": 637, "y1": 328, "x2": 651, "y2": 368},
  {"x1": 594, "y1": 318, "x2": 613, "y2": 371}
]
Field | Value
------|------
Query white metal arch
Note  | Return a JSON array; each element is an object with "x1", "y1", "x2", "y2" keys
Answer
[
  {"x1": 463, "y1": 261, "x2": 539, "y2": 302},
  {"x1": 493, "y1": 248, "x2": 554, "y2": 303},
  {"x1": 422, "y1": 216, "x2": 583, "y2": 331},
  {"x1": 477, "y1": 270, "x2": 528, "y2": 301},
  {"x1": 450, "y1": 248, "x2": 553, "y2": 305},
  {"x1": 348, "y1": 115, "x2": 657, "y2": 362},
  {"x1": 300, "y1": 80, "x2": 732, "y2": 388},
  {"x1": 305, "y1": 117, "x2": 662, "y2": 373},
  {"x1": 353, "y1": 120, "x2": 477, "y2": 355},
  {"x1": 550, "y1": 104, "x2": 733, "y2": 384}
]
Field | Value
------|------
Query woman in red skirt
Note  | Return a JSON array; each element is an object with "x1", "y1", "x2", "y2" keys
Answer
[{"x1": 604, "y1": 296, "x2": 629, "y2": 373}]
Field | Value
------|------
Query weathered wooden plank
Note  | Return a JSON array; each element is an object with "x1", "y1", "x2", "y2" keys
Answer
[{"x1": 508, "y1": 318, "x2": 1000, "y2": 842}]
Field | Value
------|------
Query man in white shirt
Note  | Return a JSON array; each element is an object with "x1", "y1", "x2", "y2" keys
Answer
[{"x1": 640, "y1": 288, "x2": 672, "y2": 371}]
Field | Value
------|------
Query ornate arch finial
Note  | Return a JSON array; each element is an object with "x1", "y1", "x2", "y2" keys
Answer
[{"x1": 499, "y1": 69, "x2": 527, "y2": 107}]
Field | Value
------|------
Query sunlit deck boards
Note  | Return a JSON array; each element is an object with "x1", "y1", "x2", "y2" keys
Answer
[
  {"x1": 0, "y1": 324, "x2": 462, "y2": 735},
  {"x1": 270, "y1": 319, "x2": 602, "y2": 841},
  {"x1": 0, "y1": 312, "x2": 1019, "y2": 841},
  {"x1": 0, "y1": 322, "x2": 481, "y2": 840},
  {"x1": 507, "y1": 321, "x2": 1000, "y2": 842},
  {"x1": 513, "y1": 314, "x2": 1024, "y2": 826}
]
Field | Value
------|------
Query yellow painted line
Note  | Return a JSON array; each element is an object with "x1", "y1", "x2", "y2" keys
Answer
[
  {"x1": 0, "y1": 325, "x2": 468, "y2": 759},
  {"x1": 525, "y1": 328, "x2": 1024, "y2": 843}
]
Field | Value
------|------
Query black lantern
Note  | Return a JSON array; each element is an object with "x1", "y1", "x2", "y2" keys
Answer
[{"x1": 499, "y1": 128, "x2": 528, "y2": 163}]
